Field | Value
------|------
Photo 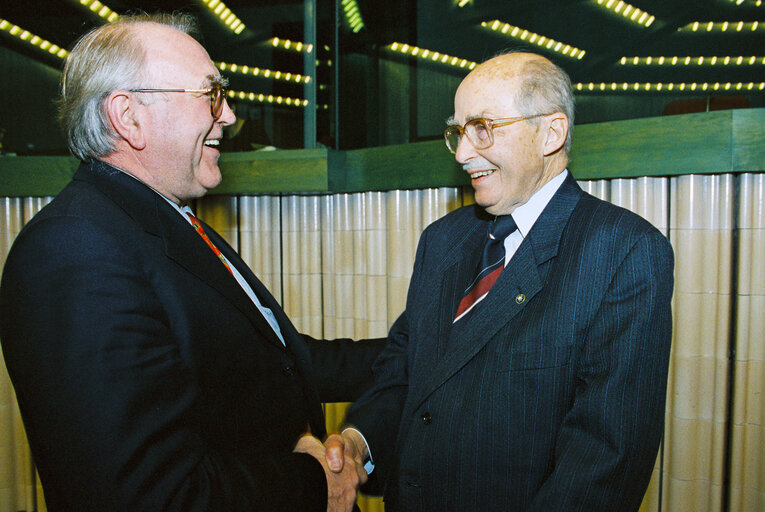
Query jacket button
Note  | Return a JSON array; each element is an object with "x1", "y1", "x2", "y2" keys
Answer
[{"x1": 421, "y1": 412, "x2": 432, "y2": 425}]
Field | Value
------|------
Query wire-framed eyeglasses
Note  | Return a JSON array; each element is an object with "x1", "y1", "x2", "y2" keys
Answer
[
  {"x1": 129, "y1": 82, "x2": 227, "y2": 120},
  {"x1": 443, "y1": 113, "x2": 551, "y2": 153}
]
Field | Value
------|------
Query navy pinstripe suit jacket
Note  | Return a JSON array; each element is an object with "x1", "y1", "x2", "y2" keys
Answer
[{"x1": 347, "y1": 172, "x2": 674, "y2": 511}]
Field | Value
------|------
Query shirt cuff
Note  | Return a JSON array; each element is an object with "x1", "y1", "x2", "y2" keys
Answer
[{"x1": 341, "y1": 427, "x2": 375, "y2": 474}]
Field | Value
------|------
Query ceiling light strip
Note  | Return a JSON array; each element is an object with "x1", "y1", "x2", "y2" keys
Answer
[
  {"x1": 200, "y1": 0, "x2": 246, "y2": 35},
  {"x1": 594, "y1": 0, "x2": 655, "y2": 27},
  {"x1": 216, "y1": 61, "x2": 311, "y2": 84},
  {"x1": 226, "y1": 89, "x2": 328, "y2": 109},
  {"x1": 77, "y1": 0, "x2": 119, "y2": 22},
  {"x1": 341, "y1": 0, "x2": 365, "y2": 33},
  {"x1": 680, "y1": 21, "x2": 762, "y2": 32},
  {"x1": 727, "y1": 0, "x2": 762, "y2": 6},
  {"x1": 387, "y1": 42, "x2": 477, "y2": 70},
  {"x1": 620, "y1": 55, "x2": 765, "y2": 66},
  {"x1": 481, "y1": 20, "x2": 586, "y2": 59},
  {"x1": 575, "y1": 81, "x2": 765, "y2": 92},
  {"x1": 270, "y1": 37, "x2": 314, "y2": 54},
  {"x1": 0, "y1": 18, "x2": 68, "y2": 59}
]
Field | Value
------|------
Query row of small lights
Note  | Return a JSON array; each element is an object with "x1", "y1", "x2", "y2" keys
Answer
[
  {"x1": 342, "y1": 0, "x2": 364, "y2": 33},
  {"x1": 216, "y1": 61, "x2": 311, "y2": 83},
  {"x1": 728, "y1": 0, "x2": 762, "y2": 6},
  {"x1": 620, "y1": 56, "x2": 765, "y2": 66},
  {"x1": 481, "y1": 20, "x2": 586, "y2": 60},
  {"x1": 0, "y1": 18, "x2": 68, "y2": 59},
  {"x1": 680, "y1": 21, "x2": 762, "y2": 32},
  {"x1": 594, "y1": 0, "x2": 655, "y2": 27},
  {"x1": 5, "y1": 5, "x2": 764, "y2": 102},
  {"x1": 576, "y1": 81, "x2": 765, "y2": 92},
  {"x1": 226, "y1": 89, "x2": 327, "y2": 109},
  {"x1": 78, "y1": 0, "x2": 249, "y2": 34},
  {"x1": 0, "y1": 19, "x2": 316, "y2": 106},
  {"x1": 388, "y1": 42, "x2": 477, "y2": 70},
  {"x1": 78, "y1": 0, "x2": 118, "y2": 22},
  {"x1": 270, "y1": 37, "x2": 314, "y2": 54},
  {"x1": 200, "y1": 0, "x2": 245, "y2": 34}
]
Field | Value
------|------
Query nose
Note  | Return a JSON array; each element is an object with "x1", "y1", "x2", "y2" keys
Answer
[
  {"x1": 217, "y1": 98, "x2": 236, "y2": 126},
  {"x1": 454, "y1": 135, "x2": 478, "y2": 165}
]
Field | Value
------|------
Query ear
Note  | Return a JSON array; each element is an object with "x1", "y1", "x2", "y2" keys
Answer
[
  {"x1": 542, "y1": 113, "x2": 568, "y2": 156},
  {"x1": 104, "y1": 91, "x2": 146, "y2": 151}
]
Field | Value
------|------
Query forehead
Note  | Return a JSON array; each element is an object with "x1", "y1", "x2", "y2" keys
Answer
[
  {"x1": 454, "y1": 72, "x2": 519, "y2": 121},
  {"x1": 140, "y1": 24, "x2": 219, "y2": 85}
]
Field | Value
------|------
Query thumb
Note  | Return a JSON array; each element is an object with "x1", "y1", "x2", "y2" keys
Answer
[{"x1": 324, "y1": 433, "x2": 346, "y2": 472}]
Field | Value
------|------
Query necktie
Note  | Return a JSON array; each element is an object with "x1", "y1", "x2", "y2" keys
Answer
[
  {"x1": 186, "y1": 212, "x2": 234, "y2": 275},
  {"x1": 453, "y1": 215, "x2": 517, "y2": 322}
]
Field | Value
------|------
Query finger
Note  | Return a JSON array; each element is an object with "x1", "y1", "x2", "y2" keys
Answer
[{"x1": 293, "y1": 434, "x2": 322, "y2": 455}]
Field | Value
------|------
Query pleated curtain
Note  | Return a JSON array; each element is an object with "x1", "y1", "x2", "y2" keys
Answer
[{"x1": 1, "y1": 173, "x2": 763, "y2": 512}]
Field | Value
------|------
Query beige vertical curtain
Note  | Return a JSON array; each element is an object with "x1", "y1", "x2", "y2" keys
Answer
[
  {"x1": 0, "y1": 173, "x2": 762, "y2": 512},
  {"x1": 0, "y1": 197, "x2": 51, "y2": 512},
  {"x1": 730, "y1": 173, "x2": 765, "y2": 511}
]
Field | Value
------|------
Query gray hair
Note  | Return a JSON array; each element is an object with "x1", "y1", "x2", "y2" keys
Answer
[
  {"x1": 58, "y1": 13, "x2": 199, "y2": 161},
  {"x1": 511, "y1": 53, "x2": 575, "y2": 154}
]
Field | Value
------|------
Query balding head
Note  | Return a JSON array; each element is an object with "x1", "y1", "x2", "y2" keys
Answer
[
  {"x1": 59, "y1": 13, "x2": 199, "y2": 162},
  {"x1": 460, "y1": 52, "x2": 574, "y2": 154}
]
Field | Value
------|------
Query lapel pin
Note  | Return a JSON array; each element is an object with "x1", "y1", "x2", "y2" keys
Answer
[{"x1": 515, "y1": 293, "x2": 526, "y2": 304}]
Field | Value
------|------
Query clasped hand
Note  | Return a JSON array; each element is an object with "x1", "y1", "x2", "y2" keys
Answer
[{"x1": 294, "y1": 432, "x2": 367, "y2": 512}]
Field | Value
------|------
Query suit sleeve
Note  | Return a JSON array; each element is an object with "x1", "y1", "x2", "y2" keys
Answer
[
  {"x1": 0, "y1": 217, "x2": 326, "y2": 512},
  {"x1": 303, "y1": 335, "x2": 387, "y2": 403},
  {"x1": 530, "y1": 228, "x2": 674, "y2": 511},
  {"x1": 341, "y1": 227, "x2": 433, "y2": 493}
]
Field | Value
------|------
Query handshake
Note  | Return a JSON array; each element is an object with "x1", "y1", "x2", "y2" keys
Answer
[{"x1": 294, "y1": 429, "x2": 370, "y2": 512}]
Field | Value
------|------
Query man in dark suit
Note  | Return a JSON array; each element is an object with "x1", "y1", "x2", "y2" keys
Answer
[
  {"x1": 0, "y1": 13, "x2": 381, "y2": 512},
  {"x1": 327, "y1": 51, "x2": 675, "y2": 511}
]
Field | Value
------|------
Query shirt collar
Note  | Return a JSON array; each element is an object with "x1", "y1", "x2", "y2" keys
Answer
[{"x1": 511, "y1": 169, "x2": 568, "y2": 238}]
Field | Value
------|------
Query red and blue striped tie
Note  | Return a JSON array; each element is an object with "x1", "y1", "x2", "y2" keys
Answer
[{"x1": 454, "y1": 215, "x2": 517, "y2": 322}]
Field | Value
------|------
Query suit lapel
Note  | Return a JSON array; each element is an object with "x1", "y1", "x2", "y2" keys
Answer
[
  {"x1": 77, "y1": 161, "x2": 288, "y2": 350},
  {"x1": 180, "y1": 219, "x2": 291, "y2": 349},
  {"x1": 409, "y1": 174, "x2": 583, "y2": 412}
]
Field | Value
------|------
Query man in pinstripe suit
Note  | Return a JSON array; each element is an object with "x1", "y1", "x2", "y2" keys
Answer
[{"x1": 328, "y1": 51, "x2": 674, "y2": 511}]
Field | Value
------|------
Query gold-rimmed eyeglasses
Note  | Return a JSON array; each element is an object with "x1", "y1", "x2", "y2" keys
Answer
[
  {"x1": 129, "y1": 82, "x2": 227, "y2": 120},
  {"x1": 443, "y1": 113, "x2": 551, "y2": 153}
]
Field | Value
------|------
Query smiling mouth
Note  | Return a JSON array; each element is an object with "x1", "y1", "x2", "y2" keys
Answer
[
  {"x1": 203, "y1": 139, "x2": 221, "y2": 147},
  {"x1": 468, "y1": 169, "x2": 496, "y2": 179}
]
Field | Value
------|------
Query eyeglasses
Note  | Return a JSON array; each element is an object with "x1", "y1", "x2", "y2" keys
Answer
[
  {"x1": 443, "y1": 113, "x2": 550, "y2": 153},
  {"x1": 129, "y1": 82, "x2": 227, "y2": 120}
]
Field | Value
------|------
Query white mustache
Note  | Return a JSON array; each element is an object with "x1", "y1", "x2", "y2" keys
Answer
[{"x1": 462, "y1": 160, "x2": 497, "y2": 172}]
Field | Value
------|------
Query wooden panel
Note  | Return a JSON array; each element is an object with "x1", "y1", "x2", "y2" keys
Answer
[
  {"x1": 733, "y1": 109, "x2": 765, "y2": 172},
  {"x1": 213, "y1": 148, "x2": 329, "y2": 195},
  {"x1": 1, "y1": 109, "x2": 763, "y2": 197},
  {"x1": 569, "y1": 110, "x2": 734, "y2": 179},
  {"x1": 328, "y1": 141, "x2": 466, "y2": 193},
  {"x1": 0, "y1": 156, "x2": 78, "y2": 197}
]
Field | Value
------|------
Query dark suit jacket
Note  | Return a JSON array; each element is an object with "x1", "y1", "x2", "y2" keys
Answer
[
  {"x1": 0, "y1": 160, "x2": 383, "y2": 511},
  {"x1": 347, "y1": 172, "x2": 674, "y2": 511}
]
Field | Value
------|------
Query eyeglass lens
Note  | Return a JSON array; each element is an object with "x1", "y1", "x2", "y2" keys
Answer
[
  {"x1": 210, "y1": 84, "x2": 225, "y2": 119},
  {"x1": 444, "y1": 119, "x2": 493, "y2": 153}
]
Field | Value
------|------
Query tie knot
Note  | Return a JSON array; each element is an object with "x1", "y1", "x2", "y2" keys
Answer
[{"x1": 488, "y1": 215, "x2": 517, "y2": 241}]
